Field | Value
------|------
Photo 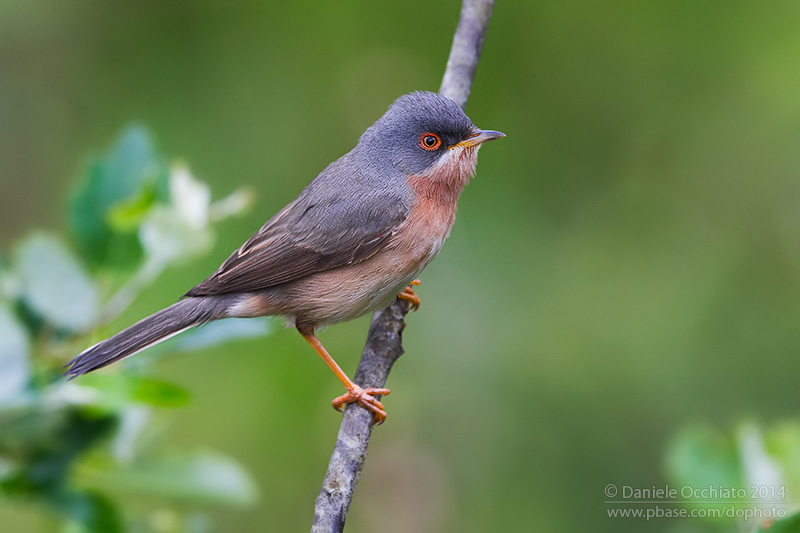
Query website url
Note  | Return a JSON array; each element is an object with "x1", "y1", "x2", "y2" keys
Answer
[{"x1": 607, "y1": 505, "x2": 786, "y2": 521}]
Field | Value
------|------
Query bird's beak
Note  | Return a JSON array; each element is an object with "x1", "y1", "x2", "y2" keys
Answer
[{"x1": 452, "y1": 128, "x2": 506, "y2": 149}]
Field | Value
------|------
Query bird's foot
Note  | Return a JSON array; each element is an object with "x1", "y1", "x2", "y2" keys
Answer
[
  {"x1": 332, "y1": 384, "x2": 391, "y2": 425},
  {"x1": 397, "y1": 279, "x2": 421, "y2": 310}
]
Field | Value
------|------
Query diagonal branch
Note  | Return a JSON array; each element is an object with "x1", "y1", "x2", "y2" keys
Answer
[
  {"x1": 440, "y1": 0, "x2": 497, "y2": 109},
  {"x1": 311, "y1": 1, "x2": 496, "y2": 531},
  {"x1": 311, "y1": 298, "x2": 411, "y2": 533}
]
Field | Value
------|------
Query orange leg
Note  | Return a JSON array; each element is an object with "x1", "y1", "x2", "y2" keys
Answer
[
  {"x1": 298, "y1": 328, "x2": 390, "y2": 425},
  {"x1": 397, "y1": 279, "x2": 422, "y2": 310}
]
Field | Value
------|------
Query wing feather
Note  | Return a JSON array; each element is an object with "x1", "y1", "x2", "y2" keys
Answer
[{"x1": 185, "y1": 187, "x2": 409, "y2": 296}]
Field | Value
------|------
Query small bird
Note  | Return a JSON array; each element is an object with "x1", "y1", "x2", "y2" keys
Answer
[{"x1": 66, "y1": 91, "x2": 504, "y2": 424}]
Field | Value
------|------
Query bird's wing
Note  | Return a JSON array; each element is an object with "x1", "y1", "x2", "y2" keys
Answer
[{"x1": 185, "y1": 188, "x2": 410, "y2": 296}]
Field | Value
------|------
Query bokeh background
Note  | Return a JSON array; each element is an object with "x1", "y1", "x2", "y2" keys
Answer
[{"x1": 3, "y1": 1, "x2": 800, "y2": 531}]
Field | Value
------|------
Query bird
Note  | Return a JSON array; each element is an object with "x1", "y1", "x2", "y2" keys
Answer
[{"x1": 66, "y1": 91, "x2": 504, "y2": 424}]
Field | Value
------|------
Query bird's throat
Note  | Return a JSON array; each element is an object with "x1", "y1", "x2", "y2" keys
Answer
[{"x1": 407, "y1": 145, "x2": 479, "y2": 206}]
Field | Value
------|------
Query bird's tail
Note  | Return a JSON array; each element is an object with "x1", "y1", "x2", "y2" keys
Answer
[{"x1": 65, "y1": 295, "x2": 232, "y2": 378}]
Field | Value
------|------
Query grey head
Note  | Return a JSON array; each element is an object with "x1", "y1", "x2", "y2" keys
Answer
[
  {"x1": 293, "y1": 90, "x2": 504, "y2": 220},
  {"x1": 355, "y1": 91, "x2": 504, "y2": 177}
]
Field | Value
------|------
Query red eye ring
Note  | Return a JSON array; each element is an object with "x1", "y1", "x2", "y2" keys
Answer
[{"x1": 419, "y1": 132, "x2": 442, "y2": 151}]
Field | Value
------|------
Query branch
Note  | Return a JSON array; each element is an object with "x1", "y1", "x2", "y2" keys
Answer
[
  {"x1": 311, "y1": 1, "x2": 496, "y2": 531},
  {"x1": 440, "y1": 0, "x2": 497, "y2": 109},
  {"x1": 311, "y1": 299, "x2": 410, "y2": 532}
]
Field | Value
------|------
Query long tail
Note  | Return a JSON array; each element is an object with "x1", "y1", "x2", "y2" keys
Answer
[{"x1": 66, "y1": 295, "x2": 232, "y2": 378}]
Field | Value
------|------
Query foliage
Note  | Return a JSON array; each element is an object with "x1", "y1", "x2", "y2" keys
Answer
[
  {"x1": 666, "y1": 420, "x2": 800, "y2": 531},
  {"x1": 0, "y1": 127, "x2": 266, "y2": 532}
]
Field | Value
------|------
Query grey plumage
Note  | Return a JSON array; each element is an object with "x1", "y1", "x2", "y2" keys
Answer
[
  {"x1": 65, "y1": 91, "x2": 498, "y2": 380},
  {"x1": 66, "y1": 295, "x2": 232, "y2": 377}
]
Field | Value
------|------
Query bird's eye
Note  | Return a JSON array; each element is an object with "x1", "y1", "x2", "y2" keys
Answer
[{"x1": 419, "y1": 132, "x2": 442, "y2": 151}]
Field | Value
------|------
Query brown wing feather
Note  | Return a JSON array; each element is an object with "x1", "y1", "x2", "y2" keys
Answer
[
  {"x1": 185, "y1": 233, "x2": 392, "y2": 296},
  {"x1": 185, "y1": 189, "x2": 410, "y2": 297}
]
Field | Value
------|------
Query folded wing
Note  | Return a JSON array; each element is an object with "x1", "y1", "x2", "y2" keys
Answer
[{"x1": 186, "y1": 187, "x2": 410, "y2": 296}]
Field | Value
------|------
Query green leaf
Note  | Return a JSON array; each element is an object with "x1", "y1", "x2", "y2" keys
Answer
[
  {"x1": 1, "y1": 410, "x2": 116, "y2": 493},
  {"x1": 664, "y1": 423, "x2": 743, "y2": 514},
  {"x1": 129, "y1": 378, "x2": 190, "y2": 407},
  {"x1": 80, "y1": 451, "x2": 258, "y2": 507},
  {"x1": 70, "y1": 126, "x2": 168, "y2": 269},
  {"x1": 756, "y1": 509, "x2": 800, "y2": 532},
  {"x1": 56, "y1": 489, "x2": 124, "y2": 533},
  {"x1": 78, "y1": 374, "x2": 190, "y2": 409},
  {"x1": 767, "y1": 422, "x2": 800, "y2": 501},
  {"x1": 175, "y1": 317, "x2": 273, "y2": 353},
  {"x1": 14, "y1": 233, "x2": 98, "y2": 332},
  {"x1": 0, "y1": 306, "x2": 31, "y2": 403},
  {"x1": 106, "y1": 183, "x2": 158, "y2": 232}
]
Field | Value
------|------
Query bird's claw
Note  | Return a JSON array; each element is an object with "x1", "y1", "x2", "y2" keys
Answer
[
  {"x1": 398, "y1": 279, "x2": 421, "y2": 310},
  {"x1": 332, "y1": 385, "x2": 391, "y2": 425}
]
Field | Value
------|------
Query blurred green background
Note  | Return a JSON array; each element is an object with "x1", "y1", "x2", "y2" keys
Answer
[{"x1": 3, "y1": 1, "x2": 800, "y2": 531}]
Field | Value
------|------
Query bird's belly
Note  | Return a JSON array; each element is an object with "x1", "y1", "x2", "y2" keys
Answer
[
  {"x1": 275, "y1": 211, "x2": 453, "y2": 327},
  {"x1": 275, "y1": 246, "x2": 432, "y2": 326}
]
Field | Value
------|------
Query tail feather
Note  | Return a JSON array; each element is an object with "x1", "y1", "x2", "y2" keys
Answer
[{"x1": 66, "y1": 296, "x2": 231, "y2": 378}]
